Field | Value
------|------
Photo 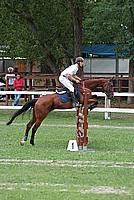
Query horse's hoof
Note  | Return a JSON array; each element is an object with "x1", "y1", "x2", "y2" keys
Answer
[
  {"x1": 20, "y1": 140, "x2": 25, "y2": 146},
  {"x1": 30, "y1": 140, "x2": 34, "y2": 146},
  {"x1": 89, "y1": 105, "x2": 97, "y2": 111}
]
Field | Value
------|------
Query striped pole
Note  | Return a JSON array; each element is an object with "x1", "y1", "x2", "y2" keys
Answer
[{"x1": 76, "y1": 89, "x2": 89, "y2": 151}]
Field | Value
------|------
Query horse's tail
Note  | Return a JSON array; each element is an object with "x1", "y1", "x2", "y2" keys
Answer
[{"x1": 6, "y1": 99, "x2": 37, "y2": 125}]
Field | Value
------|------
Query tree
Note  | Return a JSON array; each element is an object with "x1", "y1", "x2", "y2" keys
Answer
[
  {"x1": 0, "y1": 0, "x2": 74, "y2": 73},
  {"x1": 1, "y1": 0, "x2": 134, "y2": 87},
  {"x1": 83, "y1": 0, "x2": 134, "y2": 102},
  {"x1": 67, "y1": 0, "x2": 83, "y2": 57}
]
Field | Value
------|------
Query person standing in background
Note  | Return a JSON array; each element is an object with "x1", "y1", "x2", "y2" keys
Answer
[
  {"x1": 5, "y1": 67, "x2": 15, "y2": 100},
  {"x1": 13, "y1": 73, "x2": 25, "y2": 106}
]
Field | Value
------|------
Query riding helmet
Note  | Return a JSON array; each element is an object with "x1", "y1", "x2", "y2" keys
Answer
[{"x1": 75, "y1": 57, "x2": 84, "y2": 63}]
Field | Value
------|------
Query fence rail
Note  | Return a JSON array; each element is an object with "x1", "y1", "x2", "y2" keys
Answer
[{"x1": 0, "y1": 91, "x2": 134, "y2": 119}]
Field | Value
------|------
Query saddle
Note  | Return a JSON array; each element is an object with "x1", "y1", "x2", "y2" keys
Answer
[
  {"x1": 56, "y1": 86, "x2": 80, "y2": 103},
  {"x1": 56, "y1": 87, "x2": 69, "y2": 94}
]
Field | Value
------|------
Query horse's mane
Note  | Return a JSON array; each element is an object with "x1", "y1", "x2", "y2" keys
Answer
[
  {"x1": 80, "y1": 77, "x2": 114, "y2": 92},
  {"x1": 82, "y1": 77, "x2": 111, "y2": 82}
]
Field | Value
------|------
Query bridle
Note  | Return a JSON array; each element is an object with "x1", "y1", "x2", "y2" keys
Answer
[{"x1": 103, "y1": 81, "x2": 114, "y2": 99}]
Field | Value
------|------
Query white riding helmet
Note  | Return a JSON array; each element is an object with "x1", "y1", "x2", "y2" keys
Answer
[{"x1": 75, "y1": 57, "x2": 84, "y2": 63}]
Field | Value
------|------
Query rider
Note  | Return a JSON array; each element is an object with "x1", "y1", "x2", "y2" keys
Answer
[{"x1": 59, "y1": 56, "x2": 84, "y2": 107}]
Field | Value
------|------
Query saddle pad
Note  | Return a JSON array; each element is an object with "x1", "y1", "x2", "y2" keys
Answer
[
  {"x1": 56, "y1": 87, "x2": 80, "y2": 103},
  {"x1": 57, "y1": 93, "x2": 72, "y2": 103}
]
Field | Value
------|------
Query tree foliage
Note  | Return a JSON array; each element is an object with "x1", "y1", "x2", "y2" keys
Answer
[
  {"x1": 83, "y1": 0, "x2": 134, "y2": 54},
  {"x1": 0, "y1": 0, "x2": 134, "y2": 74},
  {"x1": 0, "y1": 0, "x2": 73, "y2": 73}
]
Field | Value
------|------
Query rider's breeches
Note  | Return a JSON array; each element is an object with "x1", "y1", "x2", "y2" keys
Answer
[{"x1": 59, "y1": 75, "x2": 74, "y2": 92}]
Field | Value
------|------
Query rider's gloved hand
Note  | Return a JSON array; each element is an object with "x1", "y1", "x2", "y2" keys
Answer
[{"x1": 76, "y1": 80, "x2": 80, "y2": 83}]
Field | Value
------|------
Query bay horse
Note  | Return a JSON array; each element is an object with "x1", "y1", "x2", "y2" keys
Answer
[{"x1": 6, "y1": 77, "x2": 114, "y2": 146}]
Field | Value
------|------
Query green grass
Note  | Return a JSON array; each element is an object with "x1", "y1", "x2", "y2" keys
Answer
[{"x1": 0, "y1": 110, "x2": 134, "y2": 200}]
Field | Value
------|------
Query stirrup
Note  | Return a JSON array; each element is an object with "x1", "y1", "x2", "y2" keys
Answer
[{"x1": 73, "y1": 102, "x2": 80, "y2": 107}]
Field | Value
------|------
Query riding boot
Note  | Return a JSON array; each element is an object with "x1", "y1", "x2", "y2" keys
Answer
[{"x1": 70, "y1": 92, "x2": 80, "y2": 107}]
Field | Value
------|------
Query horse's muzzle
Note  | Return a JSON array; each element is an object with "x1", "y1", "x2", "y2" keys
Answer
[{"x1": 107, "y1": 92, "x2": 114, "y2": 100}]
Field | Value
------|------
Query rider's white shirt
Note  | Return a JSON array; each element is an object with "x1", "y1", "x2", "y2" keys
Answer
[
  {"x1": 60, "y1": 64, "x2": 78, "y2": 77},
  {"x1": 59, "y1": 63, "x2": 79, "y2": 92}
]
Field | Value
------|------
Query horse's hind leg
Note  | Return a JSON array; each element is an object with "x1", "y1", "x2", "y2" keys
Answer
[
  {"x1": 29, "y1": 100, "x2": 52, "y2": 145},
  {"x1": 30, "y1": 121, "x2": 42, "y2": 145},
  {"x1": 20, "y1": 117, "x2": 35, "y2": 146}
]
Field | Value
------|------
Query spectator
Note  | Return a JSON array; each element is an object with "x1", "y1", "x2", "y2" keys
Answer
[
  {"x1": 13, "y1": 73, "x2": 25, "y2": 106},
  {"x1": 0, "y1": 78, "x2": 5, "y2": 100},
  {"x1": 5, "y1": 67, "x2": 15, "y2": 100}
]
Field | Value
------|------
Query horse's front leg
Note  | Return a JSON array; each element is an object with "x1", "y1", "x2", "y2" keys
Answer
[
  {"x1": 20, "y1": 118, "x2": 35, "y2": 146},
  {"x1": 88, "y1": 98, "x2": 98, "y2": 111}
]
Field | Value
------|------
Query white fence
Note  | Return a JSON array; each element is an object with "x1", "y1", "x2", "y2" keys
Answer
[{"x1": 0, "y1": 91, "x2": 134, "y2": 119}]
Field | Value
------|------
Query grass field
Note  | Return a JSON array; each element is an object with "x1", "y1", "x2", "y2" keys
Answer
[{"x1": 0, "y1": 110, "x2": 133, "y2": 200}]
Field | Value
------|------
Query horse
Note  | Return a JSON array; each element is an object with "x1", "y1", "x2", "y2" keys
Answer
[{"x1": 6, "y1": 77, "x2": 114, "y2": 146}]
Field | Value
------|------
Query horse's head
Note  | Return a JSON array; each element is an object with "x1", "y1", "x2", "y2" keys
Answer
[
  {"x1": 80, "y1": 77, "x2": 114, "y2": 99},
  {"x1": 103, "y1": 78, "x2": 114, "y2": 99}
]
